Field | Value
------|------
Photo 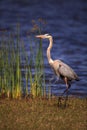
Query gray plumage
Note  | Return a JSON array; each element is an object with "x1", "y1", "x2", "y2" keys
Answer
[{"x1": 52, "y1": 59, "x2": 79, "y2": 81}]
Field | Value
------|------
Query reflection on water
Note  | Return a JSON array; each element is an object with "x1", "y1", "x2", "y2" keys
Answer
[{"x1": 0, "y1": 0, "x2": 87, "y2": 97}]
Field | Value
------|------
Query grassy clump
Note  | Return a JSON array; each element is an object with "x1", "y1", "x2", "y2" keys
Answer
[
  {"x1": 0, "y1": 27, "x2": 22, "y2": 99},
  {"x1": 0, "y1": 19, "x2": 47, "y2": 99},
  {"x1": 0, "y1": 97, "x2": 87, "y2": 130}
]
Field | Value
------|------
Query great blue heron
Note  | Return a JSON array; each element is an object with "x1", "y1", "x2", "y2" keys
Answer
[{"x1": 36, "y1": 34, "x2": 79, "y2": 106}]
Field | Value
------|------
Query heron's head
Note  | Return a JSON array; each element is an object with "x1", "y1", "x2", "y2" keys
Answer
[{"x1": 35, "y1": 34, "x2": 52, "y2": 39}]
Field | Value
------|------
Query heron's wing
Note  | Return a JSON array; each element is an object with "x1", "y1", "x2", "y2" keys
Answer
[{"x1": 57, "y1": 60, "x2": 78, "y2": 80}]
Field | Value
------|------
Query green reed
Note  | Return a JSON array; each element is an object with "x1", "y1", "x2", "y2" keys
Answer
[
  {"x1": 0, "y1": 19, "x2": 49, "y2": 99},
  {"x1": 29, "y1": 19, "x2": 47, "y2": 98},
  {"x1": 0, "y1": 26, "x2": 22, "y2": 99},
  {"x1": 30, "y1": 41, "x2": 43, "y2": 97}
]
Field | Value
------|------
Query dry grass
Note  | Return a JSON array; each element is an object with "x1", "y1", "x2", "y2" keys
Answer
[{"x1": 0, "y1": 97, "x2": 87, "y2": 130}]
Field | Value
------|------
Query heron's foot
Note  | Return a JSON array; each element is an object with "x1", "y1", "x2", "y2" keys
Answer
[
  {"x1": 58, "y1": 96, "x2": 63, "y2": 107},
  {"x1": 58, "y1": 96, "x2": 68, "y2": 108}
]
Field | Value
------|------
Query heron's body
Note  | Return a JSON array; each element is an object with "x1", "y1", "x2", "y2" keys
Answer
[
  {"x1": 36, "y1": 34, "x2": 79, "y2": 95},
  {"x1": 49, "y1": 59, "x2": 79, "y2": 81}
]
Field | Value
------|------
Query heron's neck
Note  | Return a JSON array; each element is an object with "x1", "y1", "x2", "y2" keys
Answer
[{"x1": 47, "y1": 37, "x2": 53, "y2": 64}]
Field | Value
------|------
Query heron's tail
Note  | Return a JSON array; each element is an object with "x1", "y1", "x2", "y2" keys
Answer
[{"x1": 74, "y1": 73, "x2": 79, "y2": 81}]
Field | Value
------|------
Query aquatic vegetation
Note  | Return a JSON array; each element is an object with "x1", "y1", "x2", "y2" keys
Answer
[
  {"x1": 0, "y1": 27, "x2": 22, "y2": 99},
  {"x1": 0, "y1": 19, "x2": 49, "y2": 99}
]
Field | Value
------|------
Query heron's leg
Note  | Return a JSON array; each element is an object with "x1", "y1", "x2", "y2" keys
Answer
[
  {"x1": 63, "y1": 78, "x2": 71, "y2": 107},
  {"x1": 58, "y1": 87, "x2": 68, "y2": 107},
  {"x1": 58, "y1": 77, "x2": 71, "y2": 107},
  {"x1": 58, "y1": 87, "x2": 70, "y2": 107},
  {"x1": 62, "y1": 77, "x2": 71, "y2": 96},
  {"x1": 64, "y1": 91, "x2": 69, "y2": 107}
]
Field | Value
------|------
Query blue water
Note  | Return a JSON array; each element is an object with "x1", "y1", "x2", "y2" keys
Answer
[{"x1": 0, "y1": 0, "x2": 87, "y2": 97}]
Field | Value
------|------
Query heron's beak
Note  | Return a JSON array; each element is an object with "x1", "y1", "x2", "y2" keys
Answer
[{"x1": 35, "y1": 35, "x2": 43, "y2": 38}]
